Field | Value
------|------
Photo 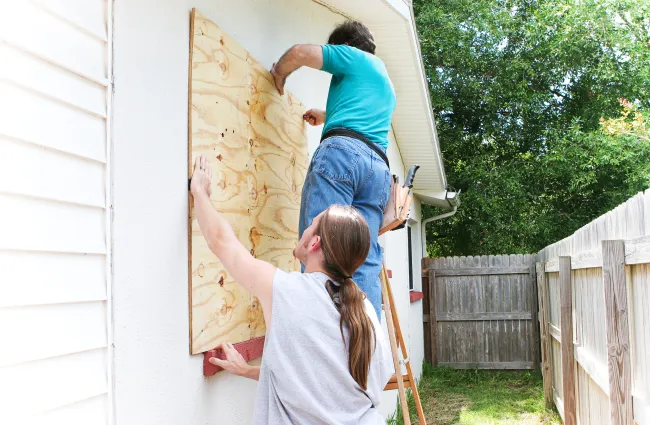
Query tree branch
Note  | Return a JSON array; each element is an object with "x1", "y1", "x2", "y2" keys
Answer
[
  {"x1": 618, "y1": 10, "x2": 650, "y2": 48},
  {"x1": 550, "y1": 89, "x2": 567, "y2": 99}
]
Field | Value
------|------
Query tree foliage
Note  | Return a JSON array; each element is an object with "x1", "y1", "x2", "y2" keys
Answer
[
  {"x1": 601, "y1": 98, "x2": 649, "y2": 142},
  {"x1": 414, "y1": 0, "x2": 650, "y2": 256}
]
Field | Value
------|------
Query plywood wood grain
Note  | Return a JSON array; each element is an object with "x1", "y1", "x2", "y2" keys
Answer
[{"x1": 188, "y1": 9, "x2": 308, "y2": 354}]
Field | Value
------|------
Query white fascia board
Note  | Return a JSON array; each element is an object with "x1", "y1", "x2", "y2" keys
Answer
[
  {"x1": 414, "y1": 190, "x2": 460, "y2": 209},
  {"x1": 382, "y1": 0, "x2": 411, "y2": 20}
]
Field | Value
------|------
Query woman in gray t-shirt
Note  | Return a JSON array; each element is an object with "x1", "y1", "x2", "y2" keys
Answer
[{"x1": 191, "y1": 155, "x2": 393, "y2": 424}]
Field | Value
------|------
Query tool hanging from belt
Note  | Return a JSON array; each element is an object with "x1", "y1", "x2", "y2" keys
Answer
[{"x1": 379, "y1": 164, "x2": 419, "y2": 235}]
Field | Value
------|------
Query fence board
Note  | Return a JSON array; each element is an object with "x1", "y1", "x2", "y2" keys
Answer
[
  {"x1": 472, "y1": 256, "x2": 482, "y2": 363},
  {"x1": 422, "y1": 262, "x2": 432, "y2": 364},
  {"x1": 480, "y1": 255, "x2": 489, "y2": 362},
  {"x1": 576, "y1": 365, "x2": 611, "y2": 425},
  {"x1": 530, "y1": 261, "x2": 541, "y2": 367},
  {"x1": 427, "y1": 266, "x2": 531, "y2": 277},
  {"x1": 634, "y1": 395, "x2": 650, "y2": 425},
  {"x1": 537, "y1": 189, "x2": 650, "y2": 425},
  {"x1": 552, "y1": 339, "x2": 564, "y2": 400},
  {"x1": 602, "y1": 240, "x2": 633, "y2": 425},
  {"x1": 571, "y1": 249, "x2": 602, "y2": 270},
  {"x1": 550, "y1": 324, "x2": 561, "y2": 342},
  {"x1": 429, "y1": 270, "x2": 437, "y2": 366},
  {"x1": 438, "y1": 361, "x2": 534, "y2": 369},
  {"x1": 560, "y1": 256, "x2": 577, "y2": 425},
  {"x1": 548, "y1": 272, "x2": 561, "y2": 328},
  {"x1": 574, "y1": 345, "x2": 609, "y2": 396},
  {"x1": 625, "y1": 235, "x2": 650, "y2": 265},
  {"x1": 630, "y1": 264, "x2": 650, "y2": 421},
  {"x1": 436, "y1": 312, "x2": 532, "y2": 321},
  {"x1": 424, "y1": 254, "x2": 538, "y2": 369},
  {"x1": 537, "y1": 262, "x2": 554, "y2": 408}
]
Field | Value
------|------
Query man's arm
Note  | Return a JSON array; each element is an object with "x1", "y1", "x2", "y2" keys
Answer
[
  {"x1": 190, "y1": 155, "x2": 276, "y2": 323},
  {"x1": 271, "y1": 44, "x2": 323, "y2": 95}
]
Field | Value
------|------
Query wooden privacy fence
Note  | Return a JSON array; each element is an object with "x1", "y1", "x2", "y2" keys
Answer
[
  {"x1": 422, "y1": 254, "x2": 540, "y2": 369},
  {"x1": 537, "y1": 190, "x2": 650, "y2": 425}
]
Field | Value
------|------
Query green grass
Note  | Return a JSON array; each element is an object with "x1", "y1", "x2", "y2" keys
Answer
[{"x1": 387, "y1": 364, "x2": 562, "y2": 425}]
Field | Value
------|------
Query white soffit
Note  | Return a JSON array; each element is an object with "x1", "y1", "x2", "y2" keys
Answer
[{"x1": 314, "y1": 0, "x2": 448, "y2": 197}]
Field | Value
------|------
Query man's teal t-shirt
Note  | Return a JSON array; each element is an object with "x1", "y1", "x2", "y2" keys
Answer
[{"x1": 321, "y1": 44, "x2": 396, "y2": 150}]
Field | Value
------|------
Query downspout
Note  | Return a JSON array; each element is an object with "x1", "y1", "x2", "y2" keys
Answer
[{"x1": 421, "y1": 190, "x2": 460, "y2": 257}]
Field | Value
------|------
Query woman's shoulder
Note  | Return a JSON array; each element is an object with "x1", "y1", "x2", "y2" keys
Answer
[
  {"x1": 273, "y1": 269, "x2": 323, "y2": 288},
  {"x1": 272, "y1": 270, "x2": 330, "y2": 304}
]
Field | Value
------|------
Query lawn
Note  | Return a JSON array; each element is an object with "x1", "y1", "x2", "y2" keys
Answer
[{"x1": 388, "y1": 365, "x2": 562, "y2": 425}]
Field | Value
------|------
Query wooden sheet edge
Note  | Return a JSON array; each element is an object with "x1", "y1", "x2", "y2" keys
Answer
[{"x1": 188, "y1": 7, "x2": 196, "y2": 354}]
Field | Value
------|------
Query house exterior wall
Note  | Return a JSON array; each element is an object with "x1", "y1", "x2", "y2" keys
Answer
[
  {"x1": 0, "y1": 0, "x2": 425, "y2": 423},
  {"x1": 0, "y1": 1, "x2": 112, "y2": 424},
  {"x1": 409, "y1": 198, "x2": 426, "y2": 380},
  {"x1": 113, "y1": 0, "x2": 426, "y2": 424}
]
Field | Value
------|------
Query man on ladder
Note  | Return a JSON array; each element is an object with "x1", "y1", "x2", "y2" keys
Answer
[{"x1": 270, "y1": 20, "x2": 395, "y2": 321}]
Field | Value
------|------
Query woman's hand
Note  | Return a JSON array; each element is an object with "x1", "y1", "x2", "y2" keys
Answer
[
  {"x1": 190, "y1": 154, "x2": 212, "y2": 198},
  {"x1": 189, "y1": 154, "x2": 276, "y2": 326},
  {"x1": 209, "y1": 342, "x2": 261, "y2": 380},
  {"x1": 303, "y1": 108, "x2": 325, "y2": 126}
]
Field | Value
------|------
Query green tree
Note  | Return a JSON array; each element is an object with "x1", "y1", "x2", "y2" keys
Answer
[
  {"x1": 601, "y1": 98, "x2": 648, "y2": 142},
  {"x1": 415, "y1": 0, "x2": 650, "y2": 256}
]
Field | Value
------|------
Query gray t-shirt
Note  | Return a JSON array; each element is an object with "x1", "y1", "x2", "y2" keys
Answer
[{"x1": 252, "y1": 270, "x2": 393, "y2": 424}]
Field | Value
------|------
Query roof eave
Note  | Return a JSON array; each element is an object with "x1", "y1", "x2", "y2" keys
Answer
[{"x1": 414, "y1": 190, "x2": 461, "y2": 209}]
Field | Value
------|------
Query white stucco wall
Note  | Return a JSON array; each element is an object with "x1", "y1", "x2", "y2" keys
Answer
[
  {"x1": 408, "y1": 197, "x2": 425, "y2": 380},
  {"x1": 112, "y1": 1, "x2": 423, "y2": 423}
]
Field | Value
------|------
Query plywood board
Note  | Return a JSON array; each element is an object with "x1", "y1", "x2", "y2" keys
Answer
[{"x1": 188, "y1": 9, "x2": 308, "y2": 354}]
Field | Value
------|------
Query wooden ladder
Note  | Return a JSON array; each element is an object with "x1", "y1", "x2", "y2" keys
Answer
[{"x1": 381, "y1": 266, "x2": 430, "y2": 425}]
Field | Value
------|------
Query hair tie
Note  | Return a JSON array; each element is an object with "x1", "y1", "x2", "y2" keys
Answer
[{"x1": 342, "y1": 276, "x2": 352, "y2": 281}]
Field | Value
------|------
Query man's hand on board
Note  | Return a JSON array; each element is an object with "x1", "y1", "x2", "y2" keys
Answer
[{"x1": 303, "y1": 108, "x2": 325, "y2": 126}]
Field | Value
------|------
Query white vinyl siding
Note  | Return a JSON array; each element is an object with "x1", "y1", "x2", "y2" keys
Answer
[{"x1": 0, "y1": 1, "x2": 112, "y2": 424}]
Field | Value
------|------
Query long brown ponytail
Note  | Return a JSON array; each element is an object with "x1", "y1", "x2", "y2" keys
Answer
[{"x1": 317, "y1": 205, "x2": 376, "y2": 390}]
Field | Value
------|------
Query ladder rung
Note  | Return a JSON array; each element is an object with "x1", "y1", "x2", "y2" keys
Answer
[
  {"x1": 384, "y1": 373, "x2": 411, "y2": 391},
  {"x1": 381, "y1": 264, "x2": 427, "y2": 424},
  {"x1": 387, "y1": 373, "x2": 410, "y2": 384}
]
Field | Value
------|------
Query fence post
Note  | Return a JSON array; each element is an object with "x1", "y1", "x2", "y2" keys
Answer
[
  {"x1": 559, "y1": 256, "x2": 576, "y2": 425},
  {"x1": 428, "y1": 270, "x2": 438, "y2": 367},
  {"x1": 422, "y1": 259, "x2": 432, "y2": 364},
  {"x1": 536, "y1": 261, "x2": 553, "y2": 409},
  {"x1": 602, "y1": 240, "x2": 633, "y2": 425},
  {"x1": 530, "y1": 263, "x2": 541, "y2": 369}
]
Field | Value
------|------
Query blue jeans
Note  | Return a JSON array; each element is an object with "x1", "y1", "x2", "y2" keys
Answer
[{"x1": 299, "y1": 136, "x2": 390, "y2": 319}]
